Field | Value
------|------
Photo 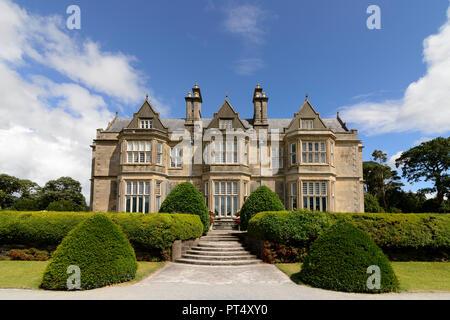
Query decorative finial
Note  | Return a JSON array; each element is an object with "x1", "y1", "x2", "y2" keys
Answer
[
  {"x1": 257, "y1": 83, "x2": 260, "y2": 88},
  {"x1": 194, "y1": 83, "x2": 198, "y2": 88},
  {"x1": 115, "y1": 110, "x2": 118, "y2": 116},
  {"x1": 305, "y1": 93, "x2": 309, "y2": 100},
  {"x1": 225, "y1": 92, "x2": 229, "y2": 100},
  {"x1": 262, "y1": 92, "x2": 266, "y2": 97},
  {"x1": 188, "y1": 91, "x2": 192, "y2": 97},
  {"x1": 146, "y1": 93, "x2": 149, "y2": 101}
]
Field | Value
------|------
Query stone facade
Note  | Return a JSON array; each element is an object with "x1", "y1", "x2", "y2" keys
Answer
[{"x1": 90, "y1": 84, "x2": 364, "y2": 215}]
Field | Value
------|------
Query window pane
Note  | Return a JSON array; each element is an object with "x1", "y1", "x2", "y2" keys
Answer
[
  {"x1": 309, "y1": 183, "x2": 314, "y2": 195},
  {"x1": 314, "y1": 143, "x2": 319, "y2": 152},
  {"x1": 308, "y1": 142, "x2": 313, "y2": 152},
  {"x1": 302, "y1": 153, "x2": 307, "y2": 163},
  {"x1": 221, "y1": 196, "x2": 225, "y2": 216},
  {"x1": 227, "y1": 182, "x2": 231, "y2": 195},
  {"x1": 127, "y1": 152, "x2": 133, "y2": 163},
  {"x1": 303, "y1": 197, "x2": 308, "y2": 209},
  {"x1": 214, "y1": 196, "x2": 219, "y2": 214},
  {"x1": 303, "y1": 182, "x2": 307, "y2": 194},
  {"x1": 215, "y1": 182, "x2": 219, "y2": 194},
  {"x1": 291, "y1": 143, "x2": 296, "y2": 153},
  {"x1": 144, "y1": 197, "x2": 149, "y2": 213},
  {"x1": 134, "y1": 153, "x2": 139, "y2": 163},
  {"x1": 314, "y1": 153, "x2": 319, "y2": 163},
  {"x1": 321, "y1": 153, "x2": 326, "y2": 163},
  {"x1": 302, "y1": 142, "x2": 307, "y2": 151},
  {"x1": 320, "y1": 142, "x2": 325, "y2": 152},
  {"x1": 233, "y1": 182, "x2": 238, "y2": 195},
  {"x1": 308, "y1": 153, "x2": 313, "y2": 163},
  {"x1": 126, "y1": 196, "x2": 131, "y2": 212},
  {"x1": 309, "y1": 197, "x2": 314, "y2": 210},
  {"x1": 221, "y1": 182, "x2": 226, "y2": 194},
  {"x1": 156, "y1": 196, "x2": 161, "y2": 211},
  {"x1": 322, "y1": 182, "x2": 326, "y2": 195},
  {"x1": 133, "y1": 182, "x2": 137, "y2": 194},
  {"x1": 292, "y1": 154, "x2": 296, "y2": 164},
  {"x1": 126, "y1": 182, "x2": 131, "y2": 195},
  {"x1": 227, "y1": 197, "x2": 231, "y2": 216},
  {"x1": 145, "y1": 182, "x2": 150, "y2": 195},
  {"x1": 315, "y1": 183, "x2": 320, "y2": 195},
  {"x1": 316, "y1": 197, "x2": 320, "y2": 211},
  {"x1": 138, "y1": 196, "x2": 143, "y2": 213},
  {"x1": 127, "y1": 142, "x2": 132, "y2": 151},
  {"x1": 139, "y1": 141, "x2": 145, "y2": 151},
  {"x1": 322, "y1": 197, "x2": 327, "y2": 212},
  {"x1": 140, "y1": 152, "x2": 145, "y2": 163},
  {"x1": 233, "y1": 197, "x2": 238, "y2": 215},
  {"x1": 292, "y1": 197, "x2": 297, "y2": 210},
  {"x1": 292, "y1": 183, "x2": 297, "y2": 195},
  {"x1": 139, "y1": 182, "x2": 144, "y2": 195},
  {"x1": 132, "y1": 196, "x2": 137, "y2": 212}
]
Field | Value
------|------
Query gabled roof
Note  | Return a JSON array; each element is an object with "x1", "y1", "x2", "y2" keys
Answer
[
  {"x1": 125, "y1": 99, "x2": 167, "y2": 130},
  {"x1": 206, "y1": 99, "x2": 251, "y2": 130}
]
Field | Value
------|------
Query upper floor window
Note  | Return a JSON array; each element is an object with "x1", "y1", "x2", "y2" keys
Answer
[
  {"x1": 290, "y1": 143, "x2": 297, "y2": 165},
  {"x1": 170, "y1": 147, "x2": 183, "y2": 168},
  {"x1": 214, "y1": 140, "x2": 238, "y2": 164},
  {"x1": 127, "y1": 141, "x2": 151, "y2": 164},
  {"x1": 219, "y1": 119, "x2": 232, "y2": 130},
  {"x1": 271, "y1": 147, "x2": 283, "y2": 169},
  {"x1": 156, "y1": 143, "x2": 163, "y2": 165},
  {"x1": 140, "y1": 119, "x2": 153, "y2": 129},
  {"x1": 302, "y1": 142, "x2": 326, "y2": 164},
  {"x1": 301, "y1": 119, "x2": 313, "y2": 129},
  {"x1": 155, "y1": 181, "x2": 162, "y2": 210}
]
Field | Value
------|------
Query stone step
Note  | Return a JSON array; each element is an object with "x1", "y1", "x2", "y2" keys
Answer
[
  {"x1": 175, "y1": 258, "x2": 261, "y2": 266},
  {"x1": 191, "y1": 246, "x2": 247, "y2": 252},
  {"x1": 198, "y1": 241, "x2": 245, "y2": 247},
  {"x1": 200, "y1": 237, "x2": 240, "y2": 241},
  {"x1": 181, "y1": 253, "x2": 256, "y2": 261},
  {"x1": 186, "y1": 249, "x2": 251, "y2": 256}
]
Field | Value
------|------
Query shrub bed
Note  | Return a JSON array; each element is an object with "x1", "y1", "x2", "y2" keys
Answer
[
  {"x1": 40, "y1": 214, "x2": 137, "y2": 290},
  {"x1": 0, "y1": 211, "x2": 203, "y2": 260},
  {"x1": 299, "y1": 221, "x2": 399, "y2": 293},
  {"x1": 248, "y1": 210, "x2": 450, "y2": 261}
]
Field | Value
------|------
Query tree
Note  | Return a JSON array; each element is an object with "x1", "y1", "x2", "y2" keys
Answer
[
  {"x1": 395, "y1": 137, "x2": 449, "y2": 204},
  {"x1": 363, "y1": 152, "x2": 403, "y2": 211},
  {"x1": 0, "y1": 174, "x2": 40, "y2": 209},
  {"x1": 364, "y1": 193, "x2": 384, "y2": 213},
  {"x1": 38, "y1": 177, "x2": 87, "y2": 211}
]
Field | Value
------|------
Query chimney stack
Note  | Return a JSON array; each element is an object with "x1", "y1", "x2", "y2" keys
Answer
[
  {"x1": 185, "y1": 84, "x2": 202, "y2": 125},
  {"x1": 253, "y1": 84, "x2": 268, "y2": 127}
]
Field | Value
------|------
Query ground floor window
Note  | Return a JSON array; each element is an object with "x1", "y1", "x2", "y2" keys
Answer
[
  {"x1": 125, "y1": 181, "x2": 150, "y2": 213},
  {"x1": 290, "y1": 182, "x2": 298, "y2": 210},
  {"x1": 214, "y1": 181, "x2": 238, "y2": 217},
  {"x1": 302, "y1": 181, "x2": 327, "y2": 211},
  {"x1": 155, "y1": 181, "x2": 162, "y2": 211}
]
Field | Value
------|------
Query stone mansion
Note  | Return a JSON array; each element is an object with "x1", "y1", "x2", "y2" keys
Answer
[{"x1": 90, "y1": 84, "x2": 364, "y2": 216}]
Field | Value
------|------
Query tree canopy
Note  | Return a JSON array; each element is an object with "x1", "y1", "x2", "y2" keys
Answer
[{"x1": 395, "y1": 137, "x2": 449, "y2": 204}]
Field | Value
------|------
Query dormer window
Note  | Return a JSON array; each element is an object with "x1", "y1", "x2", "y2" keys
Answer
[
  {"x1": 301, "y1": 119, "x2": 313, "y2": 129},
  {"x1": 140, "y1": 119, "x2": 152, "y2": 129},
  {"x1": 219, "y1": 119, "x2": 232, "y2": 130}
]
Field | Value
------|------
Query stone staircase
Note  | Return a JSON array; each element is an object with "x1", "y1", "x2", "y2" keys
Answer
[
  {"x1": 175, "y1": 230, "x2": 261, "y2": 266},
  {"x1": 212, "y1": 218, "x2": 239, "y2": 230}
]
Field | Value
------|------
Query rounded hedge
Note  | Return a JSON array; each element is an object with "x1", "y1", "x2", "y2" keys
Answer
[
  {"x1": 40, "y1": 214, "x2": 137, "y2": 290},
  {"x1": 159, "y1": 182, "x2": 209, "y2": 234},
  {"x1": 299, "y1": 221, "x2": 399, "y2": 293},
  {"x1": 240, "y1": 186, "x2": 284, "y2": 230}
]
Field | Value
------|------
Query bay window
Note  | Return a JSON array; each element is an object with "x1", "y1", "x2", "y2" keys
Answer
[
  {"x1": 125, "y1": 181, "x2": 150, "y2": 213},
  {"x1": 302, "y1": 141, "x2": 326, "y2": 164},
  {"x1": 127, "y1": 141, "x2": 151, "y2": 164},
  {"x1": 214, "y1": 181, "x2": 238, "y2": 217},
  {"x1": 302, "y1": 181, "x2": 327, "y2": 211}
]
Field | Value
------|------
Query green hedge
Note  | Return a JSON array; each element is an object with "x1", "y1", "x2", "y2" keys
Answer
[
  {"x1": 299, "y1": 221, "x2": 399, "y2": 293},
  {"x1": 40, "y1": 214, "x2": 137, "y2": 290},
  {"x1": 248, "y1": 210, "x2": 450, "y2": 261},
  {"x1": 240, "y1": 186, "x2": 285, "y2": 230},
  {"x1": 0, "y1": 211, "x2": 203, "y2": 257},
  {"x1": 159, "y1": 182, "x2": 210, "y2": 235}
]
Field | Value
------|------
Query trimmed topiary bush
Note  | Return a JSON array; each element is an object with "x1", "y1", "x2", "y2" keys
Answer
[
  {"x1": 299, "y1": 221, "x2": 399, "y2": 293},
  {"x1": 240, "y1": 186, "x2": 284, "y2": 230},
  {"x1": 40, "y1": 214, "x2": 137, "y2": 290},
  {"x1": 159, "y1": 182, "x2": 209, "y2": 234}
]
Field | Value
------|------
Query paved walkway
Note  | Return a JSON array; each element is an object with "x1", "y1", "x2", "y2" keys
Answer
[{"x1": 0, "y1": 262, "x2": 449, "y2": 300}]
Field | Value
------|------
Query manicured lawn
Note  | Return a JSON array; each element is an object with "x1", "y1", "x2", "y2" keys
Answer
[
  {"x1": 0, "y1": 261, "x2": 165, "y2": 290},
  {"x1": 276, "y1": 262, "x2": 450, "y2": 292}
]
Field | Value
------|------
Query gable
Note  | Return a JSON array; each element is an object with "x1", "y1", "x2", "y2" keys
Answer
[
  {"x1": 207, "y1": 99, "x2": 249, "y2": 130},
  {"x1": 126, "y1": 100, "x2": 167, "y2": 131},
  {"x1": 286, "y1": 99, "x2": 327, "y2": 132}
]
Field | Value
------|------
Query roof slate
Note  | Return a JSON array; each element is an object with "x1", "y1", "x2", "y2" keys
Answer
[{"x1": 105, "y1": 117, "x2": 348, "y2": 133}]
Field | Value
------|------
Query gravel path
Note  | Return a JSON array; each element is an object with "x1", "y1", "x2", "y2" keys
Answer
[{"x1": 0, "y1": 262, "x2": 449, "y2": 300}]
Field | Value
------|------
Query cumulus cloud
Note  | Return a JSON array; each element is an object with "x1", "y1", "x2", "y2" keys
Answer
[
  {"x1": 0, "y1": 0, "x2": 164, "y2": 202},
  {"x1": 388, "y1": 151, "x2": 404, "y2": 170},
  {"x1": 340, "y1": 5, "x2": 450, "y2": 135}
]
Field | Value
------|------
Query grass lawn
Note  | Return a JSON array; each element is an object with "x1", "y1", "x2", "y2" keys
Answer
[
  {"x1": 0, "y1": 261, "x2": 165, "y2": 290},
  {"x1": 276, "y1": 262, "x2": 450, "y2": 292}
]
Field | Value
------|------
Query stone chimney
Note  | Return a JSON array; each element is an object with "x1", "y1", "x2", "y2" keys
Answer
[
  {"x1": 185, "y1": 84, "x2": 202, "y2": 125},
  {"x1": 253, "y1": 84, "x2": 268, "y2": 127}
]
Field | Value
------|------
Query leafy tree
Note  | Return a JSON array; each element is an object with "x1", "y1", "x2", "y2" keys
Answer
[
  {"x1": 395, "y1": 137, "x2": 449, "y2": 204},
  {"x1": 364, "y1": 193, "x2": 384, "y2": 213},
  {"x1": 0, "y1": 174, "x2": 40, "y2": 209},
  {"x1": 38, "y1": 177, "x2": 87, "y2": 211},
  {"x1": 363, "y1": 151, "x2": 403, "y2": 211}
]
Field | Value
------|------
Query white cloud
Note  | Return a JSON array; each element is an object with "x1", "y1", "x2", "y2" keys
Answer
[
  {"x1": 388, "y1": 151, "x2": 404, "y2": 170},
  {"x1": 413, "y1": 137, "x2": 432, "y2": 146},
  {"x1": 223, "y1": 4, "x2": 267, "y2": 44},
  {"x1": 234, "y1": 58, "x2": 264, "y2": 75},
  {"x1": 340, "y1": 6, "x2": 450, "y2": 135},
  {"x1": 0, "y1": 0, "x2": 166, "y2": 202}
]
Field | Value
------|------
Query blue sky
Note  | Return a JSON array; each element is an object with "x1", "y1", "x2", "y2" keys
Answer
[{"x1": 1, "y1": 0, "x2": 450, "y2": 198}]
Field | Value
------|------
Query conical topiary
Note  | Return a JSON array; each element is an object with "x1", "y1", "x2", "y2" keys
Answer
[
  {"x1": 40, "y1": 214, "x2": 137, "y2": 290},
  {"x1": 159, "y1": 182, "x2": 210, "y2": 234},
  {"x1": 299, "y1": 221, "x2": 399, "y2": 293},
  {"x1": 240, "y1": 185, "x2": 285, "y2": 230}
]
